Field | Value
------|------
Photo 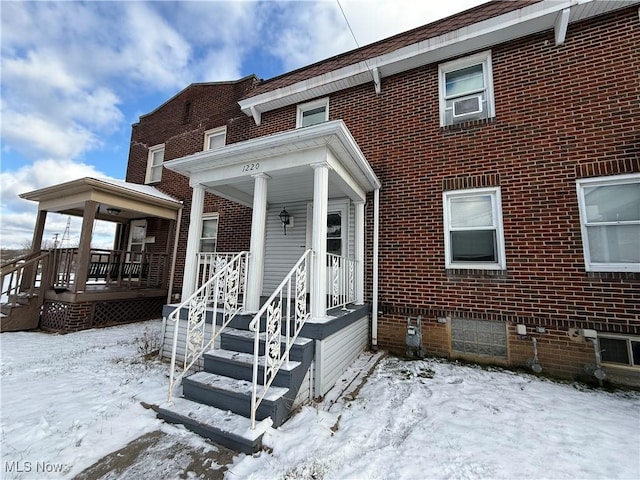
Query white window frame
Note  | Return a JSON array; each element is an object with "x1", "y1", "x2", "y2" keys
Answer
[
  {"x1": 200, "y1": 214, "x2": 219, "y2": 253},
  {"x1": 438, "y1": 51, "x2": 495, "y2": 127},
  {"x1": 296, "y1": 97, "x2": 329, "y2": 128},
  {"x1": 576, "y1": 173, "x2": 640, "y2": 272},
  {"x1": 598, "y1": 333, "x2": 640, "y2": 370},
  {"x1": 145, "y1": 144, "x2": 164, "y2": 184},
  {"x1": 203, "y1": 127, "x2": 226, "y2": 151},
  {"x1": 443, "y1": 187, "x2": 506, "y2": 270}
]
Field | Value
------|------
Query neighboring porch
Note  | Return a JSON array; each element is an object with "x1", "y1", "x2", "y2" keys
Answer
[{"x1": 2, "y1": 177, "x2": 183, "y2": 332}]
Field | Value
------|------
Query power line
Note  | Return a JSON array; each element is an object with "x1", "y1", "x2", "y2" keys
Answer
[
  {"x1": 336, "y1": 0, "x2": 360, "y2": 48},
  {"x1": 336, "y1": 0, "x2": 378, "y2": 90}
]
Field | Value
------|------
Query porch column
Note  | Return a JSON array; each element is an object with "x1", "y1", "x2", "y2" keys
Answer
[
  {"x1": 30, "y1": 209, "x2": 48, "y2": 252},
  {"x1": 354, "y1": 201, "x2": 365, "y2": 305},
  {"x1": 181, "y1": 184, "x2": 205, "y2": 300},
  {"x1": 245, "y1": 173, "x2": 270, "y2": 312},
  {"x1": 311, "y1": 162, "x2": 330, "y2": 319},
  {"x1": 73, "y1": 200, "x2": 98, "y2": 293}
]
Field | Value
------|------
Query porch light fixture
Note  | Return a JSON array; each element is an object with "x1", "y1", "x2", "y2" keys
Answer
[
  {"x1": 106, "y1": 208, "x2": 121, "y2": 216},
  {"x1": 279, "y1": 207, "x2": 290, "y2": 235}
]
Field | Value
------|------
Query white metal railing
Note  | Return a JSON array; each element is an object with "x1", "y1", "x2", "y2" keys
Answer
[
  {"x1": 249, "y1": 249, "x2": 312, "y2": 429},
  {"x1": 167, "y1": 251, "x2": 249, "y2": 402},
  {"x1": 327, "y1": 253, "x2": 357, "y2": 310},
  {"x1": 196, "y1": 252, "x2": 243, "y2": 291}
]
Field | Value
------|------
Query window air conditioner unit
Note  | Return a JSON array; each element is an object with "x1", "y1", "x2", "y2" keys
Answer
[{"x1": 452, "y1": 95, "x2": 483, "y2": 118}]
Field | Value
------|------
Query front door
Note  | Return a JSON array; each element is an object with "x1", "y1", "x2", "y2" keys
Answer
[{"x1": 127, "y1": 219, "x2": 147, "y2": 262}]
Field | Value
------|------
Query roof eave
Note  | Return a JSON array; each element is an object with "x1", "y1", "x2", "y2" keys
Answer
[{"x1": 239, "y1": 0, "x2": 638, "y2": 119}]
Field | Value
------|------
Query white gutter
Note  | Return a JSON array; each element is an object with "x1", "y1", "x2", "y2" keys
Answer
[
  {"x1": 371, "y1": 187, "x2": 380, "y2": 349},
  {"x1": 238, "y1": 0, "x2": 637, "y2": 120}
]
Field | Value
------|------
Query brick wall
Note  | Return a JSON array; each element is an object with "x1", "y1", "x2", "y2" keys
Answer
[
  {"x1": 125, "y1": 78, "x2": 257, "y2": 297},
  {"x1": 124, "y1": 8, "x2": 639, "y2": 382},
  {"x1": 378, "y1": 9, "x2": 638, "y2": 380}
]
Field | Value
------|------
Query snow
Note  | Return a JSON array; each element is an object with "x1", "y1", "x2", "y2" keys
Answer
[
  {"x1": 2, "y1": 321, "x2": 639, "y2": 480},
  {"x1": 1, "y1": 321, "x2": 168, "y2": 479}
]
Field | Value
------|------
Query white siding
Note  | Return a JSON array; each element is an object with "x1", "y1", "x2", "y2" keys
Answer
[
  {"x1": 263, "y1": 202, "x2": 308, "y2": 296},
  {"x1": 262, "y1": 198, "x2": 357, "y2": 296},
  {"x1": 315, "y1": 316, "x2": 369, "y2": 396},
  {"x1": 160, "y1": 318, "x2": 205, "y2": 369},
  {"x1": 293, "y1": 363, "x2": 314, "y2": 408}
]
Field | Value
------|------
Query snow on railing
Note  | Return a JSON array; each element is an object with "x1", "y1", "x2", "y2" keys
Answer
[
  {"x1": 249, "y1": 249, "x2": 312, "y2": 429},
  {"x1": 167, "y1": 251, "x2": 249, "y2": 403}
]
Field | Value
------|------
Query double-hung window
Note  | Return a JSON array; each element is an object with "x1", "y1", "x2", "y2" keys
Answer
[
  {"x1": 576, "y1": 174, "x2": 640, "y2": 272},
  {"x1": 438, "y1": 51, "x2": 495, "y2": 126},
  {"x1": 200, "y1": 215, "x2": 219, "y2": 253},
  {"x1": 443, "y1": 187, "x2": 506, "y2": 270},
  {"x1": 297, "y1": 98, "x2": 329, "y2": 128},
  {"x1": 203, "y1": 127, "x2": 226, "y2": 151},
  {"x1": 145, "y1": 144, "x2": 164, "y2": 184}
]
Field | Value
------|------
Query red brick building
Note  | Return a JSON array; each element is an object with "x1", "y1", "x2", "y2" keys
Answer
[{"x1": 126, "y1": 0, "x2": 639, "y2": 387}]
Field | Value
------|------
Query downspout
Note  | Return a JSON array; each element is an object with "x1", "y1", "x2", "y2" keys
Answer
[{"x1": 371, "y1": 187, "x2": 380, "y2": 350}]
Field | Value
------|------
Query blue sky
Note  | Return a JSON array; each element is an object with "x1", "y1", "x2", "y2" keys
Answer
[{"x1": 1, "y1": 0, "x2": 487, "y2": 249}]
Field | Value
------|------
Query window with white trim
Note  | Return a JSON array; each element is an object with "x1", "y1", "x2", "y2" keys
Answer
[
  {"x1": 443, "y1": 187, "x2": 506, "y2": 270},
  {"x1": 576, "y1": 174, "x2": 640, "y2": 272},
  {"x1": 598, "y1": 334, "x2": 640, "y2": 368},
  {"x1": 200, "y1": 215, "x2": 219, "y2": 252},
  {"x1": 145, "y1": 144, "x2": 164, "y2": 184},
  {"x1": 297, "y1": 98, "x2": 329, "y2": 128},
  {"x1": 203, "y1": 127, "x2": 226, "y2": 151},
  {"x1": 438, "y1": 51, "x2": 495, "y2": 126}
]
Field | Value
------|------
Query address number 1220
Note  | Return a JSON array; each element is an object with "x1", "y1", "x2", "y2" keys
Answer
[{"x1": 242, "y1": 163, "x2": 260, "y2": 172}]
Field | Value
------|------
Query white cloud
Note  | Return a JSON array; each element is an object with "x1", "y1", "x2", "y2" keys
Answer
[{"x1": 265, "y1": 0, "x2": 491, "y2": 71}]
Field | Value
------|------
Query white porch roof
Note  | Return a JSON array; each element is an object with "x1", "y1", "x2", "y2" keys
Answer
[{"x1": 163, "y1": 120, "x2": 381, "y2": 207}]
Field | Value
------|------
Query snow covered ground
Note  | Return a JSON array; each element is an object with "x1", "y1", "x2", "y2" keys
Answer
[{"x1": 1, "y1": 320, "x2": 639, "y2": 480}]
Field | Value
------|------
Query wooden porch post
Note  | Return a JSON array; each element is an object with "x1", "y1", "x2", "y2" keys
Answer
[
  {"x1": 73, "y1": 200, "x2": 97, "y2": 293},
  {"x1": 30, "y1": 209, "x2": 48, "y2": 252},
  {"x1": 311, "y1": 162, "x2": 330, "y2": 320}
]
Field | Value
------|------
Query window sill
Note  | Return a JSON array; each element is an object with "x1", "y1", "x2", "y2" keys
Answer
[
  {"x1": 446, "y1": 269, "x2": 508, "y2": 280},
  {"x1": 585, "y1": 271, "x2": 640, "y2": 281},
  {"x1": 441, "y1": 116, "x2": 495, "y2": 132}
]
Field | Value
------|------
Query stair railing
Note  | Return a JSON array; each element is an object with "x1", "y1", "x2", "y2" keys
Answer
[
  {"x1": 1, "y1": 250, "x2": 50, "y2": 307},
  {"x1": 249, "y1": 249, "x2": 313, "y2": 429},
  {"x1": 327, "y1": 253, "x2": 357, "y2": 310},
  {"x1": 167, "y1": 251, "x2": 249, "y2": 403}
]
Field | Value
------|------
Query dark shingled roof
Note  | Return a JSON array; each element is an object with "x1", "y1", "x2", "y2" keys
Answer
[{"x1": 243, "y1": 0, "x2": 540, "y2": 99}]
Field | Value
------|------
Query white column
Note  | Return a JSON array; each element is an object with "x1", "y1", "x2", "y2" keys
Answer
[
  {"x1": 245, "y1": 173, "x2": 270, "y2": 312},
  {"x1": 181, "y1": 184, "x2": 205, "y2": 300},
  {"x1": 354, "y1": 201, "x2": 365, "y2": 305},
  {"x1": 311, "y1": 162, "x2": 330, "y2": 320}
]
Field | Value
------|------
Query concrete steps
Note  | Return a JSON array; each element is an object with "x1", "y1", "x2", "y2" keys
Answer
[{"x1": 156, "y1": 313, "x2": 315, "y2": 454}]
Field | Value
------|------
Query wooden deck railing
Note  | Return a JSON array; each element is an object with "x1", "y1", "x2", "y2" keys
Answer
[{"x1": 47, "y1": 248, "x2": 169, "y2": 290}]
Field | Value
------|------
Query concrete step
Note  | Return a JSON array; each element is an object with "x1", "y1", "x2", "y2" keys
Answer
[
  {"x1": 183, "y1": 371, "x2": 290, "y2": 426},
  {"x1": 203, "y1": 348, "x2": 301, "y2": 389},
  {"x1": 156, "y1": 397, "x2": 268, "y2": 454},
  {"x1": 220, "y1": 327, "x2": 313, "y2": 362}
]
